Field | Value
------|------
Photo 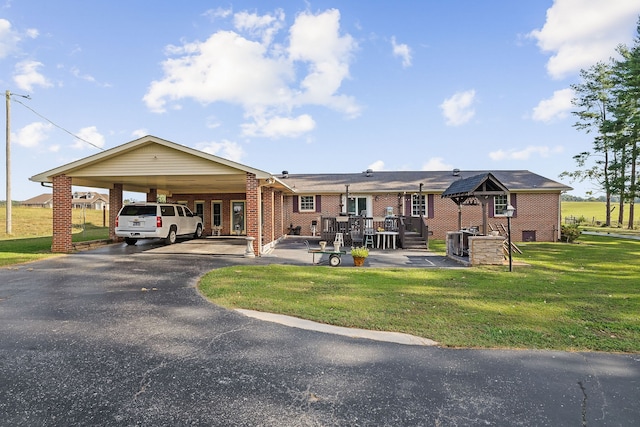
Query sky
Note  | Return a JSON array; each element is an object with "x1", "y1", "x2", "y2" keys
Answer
[{"x1": 2, "y1": 0, "x2": 640, "y2": 201}]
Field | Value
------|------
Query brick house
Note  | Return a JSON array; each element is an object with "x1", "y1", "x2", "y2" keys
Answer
[
  {"x1": 279, "y1": 170, "x2": 571, "y2": 244},
  {"x1": 29, "y1": 135, "x2": 571, "y2": 255}
]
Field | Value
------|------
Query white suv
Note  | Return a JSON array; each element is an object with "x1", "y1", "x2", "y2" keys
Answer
[{"x1": 115, "y1": 203, "x2": 203, "y2": 245}]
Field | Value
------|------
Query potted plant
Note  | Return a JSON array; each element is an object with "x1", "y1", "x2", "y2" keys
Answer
[{"x1": 350, "y1": 246, "x2": 369, "y2": 266}]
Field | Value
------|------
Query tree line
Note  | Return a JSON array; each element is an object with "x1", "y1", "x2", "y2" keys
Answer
[{"x1": 562, "y1": 18, "x2": 640, "y2": 228}]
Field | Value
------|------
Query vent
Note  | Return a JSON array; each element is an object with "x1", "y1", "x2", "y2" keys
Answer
[
  {"x1": 452, "y1": 168, "x2": 460, "y2": 177},
  {"x1": 282, "y1": 170, "x2": 289, "y2": 178}
]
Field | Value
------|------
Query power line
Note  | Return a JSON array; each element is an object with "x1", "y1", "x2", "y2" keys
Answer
[{"x1": 12, "y1": 97, "x2": 105, "y2": 151}]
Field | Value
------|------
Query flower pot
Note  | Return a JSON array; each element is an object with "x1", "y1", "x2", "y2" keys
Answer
[
  {"x1": 334, "y1": 243, "x2": 341, "y2": 252},
  {"x1": 319, "y1": 241, "x2": 327, "y2": 251},
  {"x1": 353, "y1": 256, "x2": 366, "y2": 267}
]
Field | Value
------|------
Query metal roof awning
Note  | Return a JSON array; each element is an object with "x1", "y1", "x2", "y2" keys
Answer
[{"x1": 441, "y1": 172, "x2": 509, "y2": 233}]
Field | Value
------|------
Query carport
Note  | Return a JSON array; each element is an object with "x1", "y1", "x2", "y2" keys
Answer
[{"x1": 29, "y1": 135, "x2": 294, "y2": 255}]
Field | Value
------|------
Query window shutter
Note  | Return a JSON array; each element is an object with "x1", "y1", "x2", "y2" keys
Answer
[
  {"x1": 293, "y1": 195, "x2": 299, "y2": 213},
  {"x1": 427, "y1": 194, "x2": 434, "y2": 218},
  {"x1": 488, "y1": 197, "x2": 495, "y2": 218},
  {"x1": 510, "y1": 193, "x2": 517, "y2": 218},
  {"x1": 315, "y1": 195, "x2": 321, "y2": 213}
]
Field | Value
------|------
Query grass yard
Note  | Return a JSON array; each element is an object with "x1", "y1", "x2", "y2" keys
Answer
[
  {"x1": 0, "y1": 206, "x2": 109, "y2": 265},
  {"x1": 199, "y1": 234, "x2": 640, "y2": 353}
]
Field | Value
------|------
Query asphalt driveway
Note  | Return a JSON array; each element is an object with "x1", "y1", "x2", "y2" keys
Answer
[{"x1": 1, "y1": 242, "x2": 638, "y2": 426}]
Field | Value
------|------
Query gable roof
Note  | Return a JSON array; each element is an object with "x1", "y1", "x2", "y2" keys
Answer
[
  {"x1": 278, "y1": 170, "x2": 571, "y2": 194},
  {"x1": 21, "y1": 193, "x2": 53, "y2": 205},
  {"x1": 30, "y1": 135, "x2": 294, "y2": 195},
  {"x1": 441, "y1": 172, "x2": 509, "y2": 198}
]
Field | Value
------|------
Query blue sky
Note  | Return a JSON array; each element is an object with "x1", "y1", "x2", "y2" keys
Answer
[{"x1": 2, "y1": 0, "x2": 640, "y2": 200}]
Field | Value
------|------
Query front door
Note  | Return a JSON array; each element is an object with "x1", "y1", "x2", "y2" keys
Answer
[{"x1": 232, "y1": 201, "x2": 246, "y2": 235}]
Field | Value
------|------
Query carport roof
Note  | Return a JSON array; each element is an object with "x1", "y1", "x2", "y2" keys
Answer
[{"x1": 30, "y1": 135, "x2": 294, "y2": 195}]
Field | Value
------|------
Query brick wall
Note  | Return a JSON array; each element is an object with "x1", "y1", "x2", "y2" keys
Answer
[
  {"x1": 284, "y1": 192, "x2": 561, "y2": 242},
  {"x1": 52, "y1": 174, "x2": 72, "y2": 253}
]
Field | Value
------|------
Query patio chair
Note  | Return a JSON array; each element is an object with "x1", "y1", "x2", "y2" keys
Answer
[{"x1": 350, "y1": 230, "x2": 364, "y2": 247}]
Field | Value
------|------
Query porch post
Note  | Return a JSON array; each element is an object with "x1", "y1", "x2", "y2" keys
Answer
[
  {"x1": 245, "y1": 172, "x2": 260, "y2": 256},
  {"x1": 52, "y1": 174, "x2": 73, "y2": 253},
  {"x1": 262, "y1": 186, "x2": 275, "y2": 244},
  {"x1": 274, "y1": 190, "x2": 284, "y2": 239},
  {"x1": 109, "y1": 184, "x2": 123, "y2": 241},
  {"x1": 146, "y1": 188, "x2": 157, "y2": 202}
]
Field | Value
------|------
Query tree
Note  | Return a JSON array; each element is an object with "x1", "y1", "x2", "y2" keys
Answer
[
  {"x1": 565, "y1": 17, "x2": 640, "y2": 229},
  {"x1": 612, "y1": 21, "x2": 640, "y2": 228},
  {"x1": 563, "y1": 61, "x2": 616, "y2": 226}
]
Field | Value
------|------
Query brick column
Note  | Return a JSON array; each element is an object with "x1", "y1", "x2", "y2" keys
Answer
[
  {"x1": 109, "y1": 184, "x2": 123, "y2": 241},
  {"x1": 245, "y1": 173, "x2": 260, "y2": 256},
  {"x1": 52, "y1": 174, "x2": 73, "y2": 253},
  {"x1": 262, "y1": 187, "x2": 274, "y2": 244},
  {"x1": 146, "y1": 188, "x2": 157, "y2": 202},
  {"x1": 274, "y1": 191, "x2": 284, "y2": 239}
]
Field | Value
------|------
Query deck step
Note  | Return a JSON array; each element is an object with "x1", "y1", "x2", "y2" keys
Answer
[{"x1": 402, "y1": 232, "x2": 428, "y2": 250}]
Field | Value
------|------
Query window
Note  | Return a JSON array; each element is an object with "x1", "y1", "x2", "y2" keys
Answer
[
  {"x1": 494, "y1": 194, "x2": 508, "y2": 216},
  {"x1": 347, "y1": 196, "x2": 369, "y2": 215},
  {"x1": 160, "y1": 205, "x2": 175, "y2": 216},
  {"x1": 195, "y1": 201, "x2": 204, "y2": 221},
  {"x1": 411, "y1": 194, "x2": 426, "y2": 217},
  {"x1": 299, "y1": 195, "x2": 316, "y2": 212},
  {"x1": 212, "y1": 201, "x2": 222, "y2": 226}
]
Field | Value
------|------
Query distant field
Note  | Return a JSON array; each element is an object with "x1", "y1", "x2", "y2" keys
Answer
[
  {"x1": 561, "y1": 201, "x2": 640, "y2": 227},
  {"x1": 0, "y1": 206, "x2": 108, "y2": 240}
]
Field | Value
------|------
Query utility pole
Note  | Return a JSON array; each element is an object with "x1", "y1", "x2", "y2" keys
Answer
[
  {"x1": 6, "y1": 90, "x2": 11, "y2": 234},
  {"x1": 5, "y1": 90, "x2": 30, "y2": 235}
]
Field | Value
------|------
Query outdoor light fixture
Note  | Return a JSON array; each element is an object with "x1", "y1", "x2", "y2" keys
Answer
[{"x1": 505, "y1": 204, "x2": 515, "y2": 272}]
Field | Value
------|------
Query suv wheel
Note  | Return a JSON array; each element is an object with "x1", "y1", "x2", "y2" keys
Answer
[
  {"x1": 124, "y1": 238, "x2": 137, "y2": 245},
  {"x1": 165, "y1": 226, "x2": 177, "y2": 245},
  {"x1": 194, "y1": 224, "x2": 203, "y2": 239}
]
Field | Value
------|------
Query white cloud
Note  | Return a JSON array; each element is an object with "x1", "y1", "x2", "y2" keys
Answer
[
  {"x1": 143, "y1": 8, "x2": 359, "y2": 138},
  {"x1": 440, "y1": 89, "x2": 476, "y2": 126},
  {"x1": 131, "y1": 129, "x2": 148, "y2": 138},
  {"x1": 144, "y1": 30, "x2": 293, "y2": 113},
  {"x1": 391, "y1": 36, "x2": 412, "y2": 68},
  {"x1": 489, "y1": 145, "x2": 564, "y2": 161},
  {"x1": 0, "y1": 18, "x2": 20, "y2": 58},
  {"x1": 421, "y1": 157, "x2": 453, "y2": 171},
  {"x1": 288, "y1": 9, "x2": 360, "y2": 116},
  {"x1": 12, "y1": 122, "x2": 53, "y2": 148},
  {"x1": 203, "y1": 7, "x2": 233, "y2": 21},
  {"x1": 368, "y1": 160, "x2": 385, "y2": 171},
  {"x1": 532, "y1": 88, "x2": 574, "y2": 122},
  {"x1": 13, "y1": 60, "x2": 52, "y2": 92},
  {"x1": 234, "y1": 9, "x2": 284, "y2": 45},
  {"x1": 242, "y1": 114, "x2": 315, "y2": 138},
  {"x1": 72, "y1": 126, "x2": 105, "y2": 150},
  {"x1": 25, "y1": 28, "x2": 39, "y2": 39},
  {"x1": 196, "y1": 140, "x2": 245, "y2": 162},
  {"x1": 529, "y1": 0, "x2": 640, "y2": 79}
]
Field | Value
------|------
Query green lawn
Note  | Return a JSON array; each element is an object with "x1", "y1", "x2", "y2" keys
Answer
[{"x1": 199, "y1": 234, "x2": 640, "y2": 352}]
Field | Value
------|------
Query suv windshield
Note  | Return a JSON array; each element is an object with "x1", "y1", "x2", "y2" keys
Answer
[{"x1": 119, "y1": 205, "x2": 156, "y2": 216}]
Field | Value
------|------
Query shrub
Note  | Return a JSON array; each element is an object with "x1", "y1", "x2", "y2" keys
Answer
[
  {"x1": 350, "y1": 247, "x2": 369, "y2": 258},
  {"x1": 560, "y1": 224, "x2": 581, "y2": 243}
]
